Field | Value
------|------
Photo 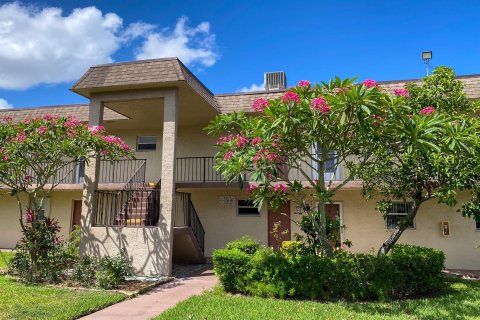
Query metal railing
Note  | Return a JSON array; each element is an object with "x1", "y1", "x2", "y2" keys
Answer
[
  {"x1": 174, "y1": 192, "x2": 205, "y2": 253},
  {"x1": 175, "y1": 156, "x2": 341, "y2": 183},
  {"x1": 93, "y1": 188, "x2": 160, "y2": 227},
  {"x1": 93, "y1": 161, "x2": 161, "y2": 227},
  {"x1": 176, "y1": 157, "x2": 225, "y2": 182},
  {"x1": 99, "y1": 159, "x2": 147, "y2": 184}
]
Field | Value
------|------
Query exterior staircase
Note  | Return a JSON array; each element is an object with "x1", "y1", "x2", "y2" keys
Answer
[
  {"x1": 173, "y1": 192, "x2": 206, "y2": 264},
  {"x1": 115, "y1": 185, "x2": 160, "y2": 226}
]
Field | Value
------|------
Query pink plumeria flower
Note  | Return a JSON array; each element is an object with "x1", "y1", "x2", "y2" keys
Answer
[
  {"x1": 393, "y1": 89, "x2": 409, "y2": 97},
  {"x1": 37, "y1": 126, "x2": 47, "y2": 135},
  {"x1": 224, "y1": 151, "x2": 234, "y2": 161},
  {"x1": 298, "y1": 80, "x2": 311, "y2": 88},
  {"x1": 236, "y1": 134, "x2": 249, "y2": 148},
  {"x1": 281, "y1": 92, "x2": 300, "y2": 104},
  {"x1": 252, "y1": 98, "x2": 270, "y2": 112},
  {"x1": 363, "y1": 79, "x2": 378, "y2": 88},
  {"x1": 419, "y1": 106, "x2": 436, "y2": 115},
  {"x1": 251, "y1": 137, "x2": 262, "y2": 146},
  {"x1": 310, "y1": 96, "x2": 330, "y2": 113},
  {"x1": 273, "y1": 184, "x2": 287, "y2": 193}
]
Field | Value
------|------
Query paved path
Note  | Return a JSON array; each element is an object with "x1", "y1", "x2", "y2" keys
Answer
[{"x1": 81, "y1": 267, "x2": 218, "y2": 320}]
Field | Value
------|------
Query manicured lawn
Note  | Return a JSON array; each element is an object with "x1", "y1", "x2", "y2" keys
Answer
[
  {"x1": 0, "y1": 276, "x2": 126, "y2": 320},
  {"x1": 0, "y1": 251, "x2": 14, "y2": 269},
  {"x1": 155, "y1": 279, "x2": 480, "y2": 320}
]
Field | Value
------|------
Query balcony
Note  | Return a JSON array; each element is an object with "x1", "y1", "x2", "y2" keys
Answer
[{"x1": 175, "y1": 156, "x2": 342, "y2": 184}]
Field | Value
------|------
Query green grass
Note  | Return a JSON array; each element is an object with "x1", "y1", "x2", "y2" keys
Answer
[
  {"x1": 0, "y1": 251, "x2": 14, "y2": 269},
  {"x1": 0, "y1": 276, "x2": 126, "y2": 320},
  {"x1": 154, "y1": 279, "x2": 480, "y2": 320}
]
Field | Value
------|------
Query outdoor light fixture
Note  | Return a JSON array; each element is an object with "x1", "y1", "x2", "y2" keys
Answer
[
  {"x1": 422, "y1": 51, "x2": 433, "y2": 76},
  {"x1": 422, "y1": 51, "x2": 432, "y2": 61}
]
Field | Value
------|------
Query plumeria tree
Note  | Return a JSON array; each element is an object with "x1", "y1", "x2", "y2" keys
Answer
[
  {"x1": 350, "y1": 67, "x2": 480, "y2": 255},
  {"x1": 207, "y1": 78, "x2": 394, "y2": 255},
  {"x1": 0, "y1": 115, "x2": 132, "y2": 279}
]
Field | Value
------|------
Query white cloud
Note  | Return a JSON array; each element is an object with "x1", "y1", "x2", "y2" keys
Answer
[
  {"x1": 0, "y1": 98, "x2": 13, "y2": 109},
  {"x1": 0, "y1": 4, "x2": 219, "y2": 90},
  {"x1": 135, "y1": 16, "x2": 219, "y2": 69},
  {"x1": 0, "y1": 3, "x2": 124, "y2": 89},
  {"x1": 237, "y1": 82, "x2": 265, "y2": 92}
]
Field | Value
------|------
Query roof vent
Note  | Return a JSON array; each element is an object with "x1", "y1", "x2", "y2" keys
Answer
[{"x1": 264, "y1": 71, "x2": 287, "y2": 91}]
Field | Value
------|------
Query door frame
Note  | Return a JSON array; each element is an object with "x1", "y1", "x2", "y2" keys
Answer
[
  {"x1": 267, "y1": 201, "x2": 291, "y2": 249},
  {"x1": 330, "y1": 201, "x2": 344, "y2": 243},
  {"x1": 70, "y1": 199, "x2": 82, "y2": 232}
]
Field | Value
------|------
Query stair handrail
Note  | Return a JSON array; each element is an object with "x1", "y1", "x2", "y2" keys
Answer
[
  {"x1": 116, "y1": 160, "x2": 147, "y2": 224},
  {"x1": 175, "y1": 192, "x2": 205, "y2": 253}
]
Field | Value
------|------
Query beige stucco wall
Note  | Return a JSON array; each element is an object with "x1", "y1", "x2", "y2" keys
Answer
[
  {"x1": 109, "y1": 129, "x2": 163, "y2": 183},
  {"x1": 179, "y1": 188, "x2": 268, "y2": 256},
  {"x1": 184, "y1": 187, "x2": 480, "y2": 270},
  {"x1": 109, "y1": 124, "x2": 217, "y2": 184},
  {"x1": 177, "y1": 124, "x2": 217, "y2": 157},
  {"x1": 0, "y1": 190, "x2": 81, "y2": 249},
  {"x1": 336, "y1": 189, "x2": 480, "y2": 270}
]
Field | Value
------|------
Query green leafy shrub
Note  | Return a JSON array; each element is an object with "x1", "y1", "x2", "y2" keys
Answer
[
  {"x1": 214, "y1": 238, "x2": 445, "y2": 301},
  {"x1": 95, "y1": 254, "x2": 132, "y2": 289},
  {"x1": 224, "y1": 236, "x2": 260, "y2": 255},
  {"x1": 64, "y1": 225, "x2": 81, "y2": 261},
  {"x1": 389, "y1": 244, "x2": 445, "y2": 296},
  {"x1": 9, "y1": 218, "x2": 69, "y2": 283},
  {"x1": 213, "y1": 249, "x2": 251, "y2": 292},
  {"x1": 71, "y1": 255, "x2": 97, "y2": 287}
]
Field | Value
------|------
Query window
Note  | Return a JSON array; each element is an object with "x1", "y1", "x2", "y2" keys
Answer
[
  {"x1": 385, "y1": 202, "x2": 415, "y2": 229},
  {"x1": 475, "y1": 218, "x2": 480, "y2": 231},
  {"x1": 136, "y1": 136, "x2": 157, "y2": 151},
  {"x1": 75, "y1": 158, "x2": 85, "y2": 184},
  {"x1": 312, "y1": 145, "x2": 339, "y2": 181},
  {"x1": 237, "y1": 200, "x2": 260, "y2": 216}
]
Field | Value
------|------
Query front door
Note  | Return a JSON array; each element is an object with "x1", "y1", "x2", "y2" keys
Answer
[
  {"x1": 72, "y1": 200, "x2": 82, "y2": 229},
  {"x1": 325, "y1": 203, "x2": 341, "y2": 246},
  {"x1": 268, "y1": 201, "x2": 291, "y2": 250}
]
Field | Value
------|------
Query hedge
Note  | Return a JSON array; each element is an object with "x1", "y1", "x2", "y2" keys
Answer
[{"x1": 213, "y1": 238, "x2": 445, "y2": 301}]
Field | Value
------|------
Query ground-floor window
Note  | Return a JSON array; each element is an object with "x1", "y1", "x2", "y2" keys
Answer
[
  {"x1": 475, "y1": 218, "x2": 480, "y2": 231},
  {"x1": 237, "y1": 200, "x2": 260, "y2": 216},
  {"x1": 385, "y1": 202, "x2": 415, "y2": 229}
]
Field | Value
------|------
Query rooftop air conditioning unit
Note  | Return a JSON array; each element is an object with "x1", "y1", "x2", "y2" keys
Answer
[{"x1": 264, "y1": 71, "x2": 287, "y2": 91}]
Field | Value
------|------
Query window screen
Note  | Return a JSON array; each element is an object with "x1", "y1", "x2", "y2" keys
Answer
[
  {"x1": 137, "y1": 136, "x2": 157, "y2": 151},
  {"x1": 237, "y1": 200, "x2": 260, "y2": 216},
  {"x1": 385, "y1": 202, "x2": 415, "y2": 229}
]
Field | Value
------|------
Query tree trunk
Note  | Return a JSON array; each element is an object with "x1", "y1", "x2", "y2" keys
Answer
[{"x1": 377, "y1": 198, "x2": 422, "y2": 256}]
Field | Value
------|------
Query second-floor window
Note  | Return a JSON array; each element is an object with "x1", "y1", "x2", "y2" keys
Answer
[
  {"x1": 137, "y1": 136, "x2": 157, "y2": 151},
  {"x1": 385, "y1": 202, "x2": 415, "y2": 229},
  {"x1": 312, "y1": 145, "x2": 339, "y2": 181}
]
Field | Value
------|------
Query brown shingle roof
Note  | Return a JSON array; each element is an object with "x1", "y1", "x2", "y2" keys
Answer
[
  {"x1": 0, "y1": 104, "x2": 127, "y2": 123},
  {"x1": 71, "y1": 57, "x2": 219, "y2": 111},
  {"x1": 215, "y1": 75, "x2": 480, "y2": 113},
  {"x1": 215, "y1": 91, "x2": 284, "y2": 113}
]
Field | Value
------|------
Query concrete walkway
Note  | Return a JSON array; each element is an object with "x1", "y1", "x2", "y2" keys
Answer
[{"x1": 81, "y1": 267, "x2": 218, "y2": 320}]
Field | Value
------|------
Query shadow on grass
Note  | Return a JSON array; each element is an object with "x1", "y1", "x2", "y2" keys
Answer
[{"x1": 342, "y1": 279, "x2": 480, "y2": 320}]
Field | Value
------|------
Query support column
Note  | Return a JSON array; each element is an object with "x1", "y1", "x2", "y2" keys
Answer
[
  {"x1": 79, "y1": 98, "x2": 104, "y2": 255},
  {"x1": 159, "y1": 89, "x2": 178, "y2": 276}
]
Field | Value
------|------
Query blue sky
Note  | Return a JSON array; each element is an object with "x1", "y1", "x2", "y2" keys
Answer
[{"x1": 0, "y1": 0, "x2": 479, "y2": 108}]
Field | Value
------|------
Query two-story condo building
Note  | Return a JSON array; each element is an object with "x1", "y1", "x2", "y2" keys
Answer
[{"x1": 1, "y1": 58, "x2": 479, "y2": 275}]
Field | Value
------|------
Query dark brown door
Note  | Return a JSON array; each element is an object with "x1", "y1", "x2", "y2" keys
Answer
[
  {"x1": 268, "y1": 201, "x2": 291, "y2": 250},
  {"x1": 72, "y1": 200, "x2": 82, "y2": 229},
  {"x1": 325, "y1": 203, "x2": 341, "y2": 246}
]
